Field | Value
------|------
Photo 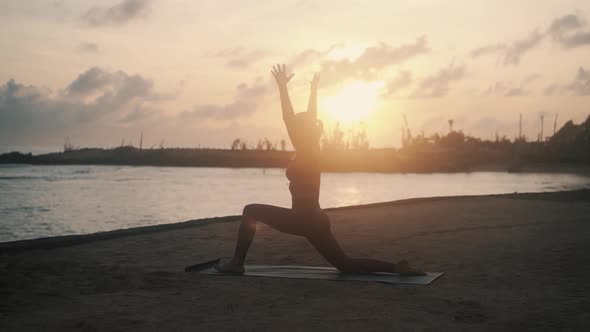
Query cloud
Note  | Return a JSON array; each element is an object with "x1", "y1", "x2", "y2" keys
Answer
[
  {"x1": 287, "y1": 43, "x2": 344, "y2": 68},
  {"x1": 470, "y1": 43, "x2": 506, "y2": 58},
  {"x1": 471, "y1": 29, "x2": 544, "y2": 66},
  {"x1": 67, "y1": 67, "x2": 156, "y2": 101},
  {"x1": 289, "y1": 49, "x2": 324, "y2": 67},
  {"x1": 547, "y1": 13, "x2": 590, "y2": 49},
  {"x1": 81, "y1": 0, "x2": 152, "y2": 27},
  {"x1": 0, "y1": 80, "x2": 71, "y2": 140},
  {"x1": 236, "y1": 78, "x2": 269, "y2": 99},
  {"x1": 410, "y1": 64, "x2": 465, "y2": 98},
  {"x1": 567, "y1": 67, "x2": 590, "y2": 95},
  {"x1": 522, "y1": 73, "x2": 541, "y2": 85},
  {"x1": 482, "y1": 82, "x2": 502, "y2": 96},
  {"x1": 470, "y1": 29, "x2": 545, "y2": 66},
  {"x1": 212, "y1": 47, "x2": 267, "y2": 69},
  {"x1": 76, "y1": 42, "x2": 100, "y2": 54},
  {"x1": 544, "y1": 84, "x2": 560, "y2": 95},
  {"x1": 482, "y1": 74, "x2": 540, "y2": 97},
  {"x1": 319, "y1": 37, "x2": 429, "y2": 86},
  {"x1": 287, "y1": 38, "x2": 427, "y2": 87},
  {"x1": 471, "y1": 13, "x2": 590, "y2": 65},
  {"x1": 0, "y1": 70, "x2": 270, "y2": 147},
  {"x1": 66, "y1": 67, "x2": 118, "y2": 97},
  {"x1": 504, "y1": 87, "x2": 526, "y2": 97},
  {"x1": 281, "y1": 40, "x2": 430, "y2": 99},
  {"x1": 356, "y1": 37, "x2": 429, "y2": 68},
  {"x1": 545, "y1": 67, "x2": 590, "y2": 96},
  {"x1": 483, "y1": 82, "x2": 526, "y2": 96},
  {"x1": 64, "y1": 67, "x2": 163, "y2": 121},
  {"x1": 119, "y1": 105, "x2": 160, "y2": 123},
  {"x1": 180, "y1": 79, "x2": 269, "y2": 120},
  {"x1": 382, "y1": 70, "x2": 413, "y2": 96},
  {"x1": 503, "y1": 29, "x2": 544, "y2": 65},
  {"x1": 0, "y1": 67, "x2": 165, "y2": 143}
]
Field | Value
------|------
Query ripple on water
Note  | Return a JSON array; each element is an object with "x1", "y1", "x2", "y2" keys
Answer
[{"x1": 1, "y1": 165, "x2": 589, "y2": 242}]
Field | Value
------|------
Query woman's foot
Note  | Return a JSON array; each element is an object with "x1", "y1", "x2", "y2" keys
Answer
[
  {"x1": 214, "y1": 258, "x2": 245, "y2": 274},
  {"x1": 395, "y1": 259, "x2": 426, "y2": 276}
]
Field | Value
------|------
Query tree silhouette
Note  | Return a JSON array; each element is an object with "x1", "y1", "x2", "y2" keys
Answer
[{"x1": 231, "y1": 138, "x2": 241, "y2": 150}]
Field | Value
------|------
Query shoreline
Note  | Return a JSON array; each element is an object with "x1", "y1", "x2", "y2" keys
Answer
[
  {"x1": 2, "y1": 188, "x2": 589, "y2": 254},
  {"x1": 2, "y1": 161, "x2": 590, "y2": 175}
]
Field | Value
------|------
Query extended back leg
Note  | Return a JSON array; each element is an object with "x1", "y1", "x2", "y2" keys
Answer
[{"x1": 307, "y1": 232, "x2": 397, "y2": 273}]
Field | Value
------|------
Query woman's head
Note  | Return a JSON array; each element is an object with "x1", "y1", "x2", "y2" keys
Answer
[{"x1": 293, "y1": 112, "x2": 323, "y2": 146}]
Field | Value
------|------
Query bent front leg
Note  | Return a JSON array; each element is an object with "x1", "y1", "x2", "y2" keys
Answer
[
  {"x1": 227, "y1": 204, "x2": 303, "y2": 267},
  {"x1": 230, "y1": 206, "x2": 258, "y2": 266}
]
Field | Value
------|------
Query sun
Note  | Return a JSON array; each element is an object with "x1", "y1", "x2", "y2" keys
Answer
[{"x1": 320, "y1": 80, "x2": 384, "y2": 125}]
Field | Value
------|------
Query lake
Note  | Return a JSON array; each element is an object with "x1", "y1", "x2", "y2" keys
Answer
[{"x1": 1, "y1": 164, "x2": 590, "y2": 242}]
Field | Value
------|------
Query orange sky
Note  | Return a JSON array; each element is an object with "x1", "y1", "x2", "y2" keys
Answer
[{"x1": 0, "y1": 0, "x2": 589, "y2": 149}]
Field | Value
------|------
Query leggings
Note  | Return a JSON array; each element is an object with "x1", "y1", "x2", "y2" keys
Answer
[{"x1": 231, "y1": 203, "x2": 395, "y2": 273}]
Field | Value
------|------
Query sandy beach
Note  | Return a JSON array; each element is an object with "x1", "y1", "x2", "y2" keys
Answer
[{"x1": 1, "y1": 190, "x2": 589, "y2": 331}]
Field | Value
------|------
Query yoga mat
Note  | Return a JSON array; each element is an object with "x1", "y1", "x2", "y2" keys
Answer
[{"x1": 185, "y1": 259, "x2": 444, "y2": 285}]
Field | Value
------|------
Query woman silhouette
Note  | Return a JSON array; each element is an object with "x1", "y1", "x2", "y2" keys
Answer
[{"x1": 217, "y1": 64, "x2": 422, "y2": 275}]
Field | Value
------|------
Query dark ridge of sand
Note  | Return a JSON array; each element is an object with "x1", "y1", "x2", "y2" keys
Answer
[
  {"x1": 0, "y1": 215, "x2": 241, "y2": 254},
  {"x1": 1, "y1": 189, "x2": 590, "y2": 331}
]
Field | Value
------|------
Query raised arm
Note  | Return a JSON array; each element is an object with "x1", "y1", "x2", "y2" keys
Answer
[
  {"x1": 272, "y1": 64, "x2": 300, "y2": 148},
  {"x1": 271, "y1": 64, "x2": 295, "y2": 123},
  {"x1": 307, "y1": 73, "x2": 319, "y2": 119}
]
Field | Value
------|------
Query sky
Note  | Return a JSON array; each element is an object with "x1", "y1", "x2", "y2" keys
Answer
[{"x1": 0, "y1": 0, "x2": 589, "y2": 151}]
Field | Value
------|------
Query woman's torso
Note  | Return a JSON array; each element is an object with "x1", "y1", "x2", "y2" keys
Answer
[{"x1": 286, "y1": 154, "x2": 321, "y2": 211}]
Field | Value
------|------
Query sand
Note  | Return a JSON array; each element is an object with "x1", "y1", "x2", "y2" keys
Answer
[{"x1": 1, "y1": 190, "x2": 589, "y2": 331}]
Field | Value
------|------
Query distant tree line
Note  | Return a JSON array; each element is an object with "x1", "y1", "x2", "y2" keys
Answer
[
  {"x1": 400, "y1": 114, "x2": 590, "y2": 151},
  {"x1": 231, "y1": 138, "x2": 286, "y2": 151},
  {"x1": 2, "y1": 115, "x2": 589, "y2": 172},
  {"x1": 230, "y1": 121, "x2": 370, "y2": 152}
]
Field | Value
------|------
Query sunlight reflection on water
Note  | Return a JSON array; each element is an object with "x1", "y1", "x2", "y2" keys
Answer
[{"x1": 1, "y1": 165, "x2": 589, "y2": 242}]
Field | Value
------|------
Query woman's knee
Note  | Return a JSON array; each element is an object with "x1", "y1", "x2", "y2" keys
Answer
[
  {"x1": 315, "y1": 211, "x2": 331, "y2": 234},
  {"x1": 242, "y1": 204, "x2": 262, "y2": 218}
]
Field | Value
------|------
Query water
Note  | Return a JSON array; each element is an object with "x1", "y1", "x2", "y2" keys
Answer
[{"x1": 1, "y1": 164, "x2": 590, "y2": 243}]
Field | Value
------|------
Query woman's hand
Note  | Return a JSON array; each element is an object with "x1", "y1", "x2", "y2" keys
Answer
[
  {"x1": 310, "y1": 73, "x2": 320, "y2": 90},
  {"x1": 271, "y1": 64, "x2": 294, "y2": 87}
]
